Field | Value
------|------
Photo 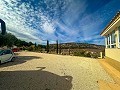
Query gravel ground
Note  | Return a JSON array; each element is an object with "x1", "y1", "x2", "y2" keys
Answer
[{"x1": 0, "y1": 51, "x2": 114, "y2": 90}]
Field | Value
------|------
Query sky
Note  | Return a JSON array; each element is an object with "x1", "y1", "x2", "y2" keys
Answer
[{"x1": 0, "y1": 0, "x2": 120, "y2": 45}]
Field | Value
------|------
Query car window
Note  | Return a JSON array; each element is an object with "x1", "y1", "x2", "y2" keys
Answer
[
  {"x1": 0, "y1": 50, "x2": 4, "y2": 55},
  {"x1": 6, "y1": 50, "x2": 12, "y2": 54},
  {"x1": 4, "y1": 50, "x2": 12, "y2": 54}
]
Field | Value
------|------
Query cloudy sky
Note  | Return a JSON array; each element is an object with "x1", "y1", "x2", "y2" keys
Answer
[{"x1": 0, "y1": 0, "x2": 120, "y2": 45}]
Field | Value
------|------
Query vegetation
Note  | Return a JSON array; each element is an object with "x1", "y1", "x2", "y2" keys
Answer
[
  {"x1": 0, "y1": 33, "x2": 34, "y2": 47},
  {"x1": 0, "y1": 33, "x2": 104, "y2": 58},
  {"x1": 73, "y1": 50, "x2": 100, "y2": 58},
  {"x1": 49, "y1": 43, "x2": 105, "y2": 58},
  {"x1": 0, "y1": 33, "x2": 46, "y2": 52},
  {"x1": 73, "y1": 50, "x2": 86, "y2": 57},
  {"x1": 49, "y1": 42, "x2": 105, "y2": 50}
]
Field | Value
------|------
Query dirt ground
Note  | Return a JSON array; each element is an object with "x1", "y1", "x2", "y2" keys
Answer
[{"x1": 0, "y1": 51, "x2": 114, "y2": 90}]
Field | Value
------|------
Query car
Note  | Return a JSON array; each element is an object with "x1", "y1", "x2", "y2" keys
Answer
[
  {"x1": 12, "y1": 48, "x2": 20, "y2": 52},
  {"x1": 0, "y1": 49, "x2": 15, "y2": 64}
]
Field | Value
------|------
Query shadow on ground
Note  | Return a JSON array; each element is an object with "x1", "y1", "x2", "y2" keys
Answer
[
  {"x1": 0, "y1": 69, "x2": 73, "y2": 90},
  {"x1": 0, "y1": 56, "x2": 42, "y2": 67}
]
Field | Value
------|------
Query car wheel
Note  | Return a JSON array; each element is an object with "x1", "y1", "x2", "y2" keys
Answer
[{"x1": 11, "y1": 57, "x2": 15, "y2": 62}]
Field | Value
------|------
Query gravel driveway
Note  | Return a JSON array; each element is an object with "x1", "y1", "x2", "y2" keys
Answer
[{"x1": 0, "y1": 51, "x2": 114, "y2": 90}]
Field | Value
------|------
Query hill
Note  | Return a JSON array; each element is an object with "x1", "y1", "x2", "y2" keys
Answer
[
  {"x1": 49, "y1": 42, "x2": 105, "y2": 50},
  {"x1": 48, "y1": 42, "x2": 105, "y2": 57}
]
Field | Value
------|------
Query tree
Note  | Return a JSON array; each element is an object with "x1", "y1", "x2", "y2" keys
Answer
[
  {"x1": 0, "y1": 34, "x2": 4, "y2": 46},
  {"x1": 5, "y1": 33, "x2": 18, "y2": 47},
  {"x1": 0, "y1": 33, "x2": 30, "y2": 47},
  {"x1": 28, "y1": 42, "x2": 33, "y2": 46},
  {"x1": 47, "y1": 40, "x2": 49, "y2": 53},
  {"x1": 0, "y1": 19, "x2": 6, "y2": 35},
  {"x1": 0, "y1": 33, "x2": 17, "y2": 47}
]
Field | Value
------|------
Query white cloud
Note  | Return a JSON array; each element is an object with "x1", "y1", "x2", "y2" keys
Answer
[
  {"x1": 62, "y1": 0, "x2": 87, "y2": 26},
  {"x1": 0, "y1": 0, "x2": 56, "y2": 44},
  {"x1": 42, "y1": 21, "x2": 55, "y2": 34},
  {"x1": 40, "y1": 16, "x2": 55, "y2": 34},
  {"x1": 0, "y1": 0, "x2": 114, "y2": 45},
  {"x1": 55, "y1": 21, "x2": 79, "y2": 36}
]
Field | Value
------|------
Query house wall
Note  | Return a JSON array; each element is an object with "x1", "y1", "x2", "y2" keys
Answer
[{"x1": 105, "y1": 48, "x2": 120, "y2": 62}]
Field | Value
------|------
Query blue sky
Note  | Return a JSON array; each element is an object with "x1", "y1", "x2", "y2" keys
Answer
[{"x1": 0, "y1": 0, "x2": 120, "y2": 45}]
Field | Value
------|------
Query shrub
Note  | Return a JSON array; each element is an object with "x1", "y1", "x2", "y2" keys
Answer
[
  {"x1": 73, "y1": 51, "x2": 99, "y2": 58},
  {"x1": 91, "y1": 53, "x2": 98, "y2": 58},
  {"x1": 73, "y1": 50, "x2": 85, "y2": 57},
  {"x1": 27, "y1": 46, "x2": 35, "y2": 51},
  {"x1": 84, "y1": 52, "x2": 91, "y2": 57}
]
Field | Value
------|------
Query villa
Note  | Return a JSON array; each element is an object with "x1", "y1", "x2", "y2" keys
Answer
[
  {"x1": 101, "y1": 11, "x2": 120, "y2": 63},
  {"x1": 100, "y1": 11, "x2": 120, "y2": 86}
]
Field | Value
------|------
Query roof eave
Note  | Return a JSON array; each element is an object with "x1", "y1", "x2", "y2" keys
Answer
[{"x1": 100, "y1": 11, "x2": 120, "y2": 36}]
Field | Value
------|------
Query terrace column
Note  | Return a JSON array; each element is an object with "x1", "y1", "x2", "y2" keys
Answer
[
  {"x1": 116, "y1": 27, "x2": 119, "y2": 48},
  {"x1": 110, "y1": 35, "x2": 112, "y2": 48}
]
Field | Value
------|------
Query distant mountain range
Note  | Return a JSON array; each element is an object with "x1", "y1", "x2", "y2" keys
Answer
[{"x1": 49, "y1": 42, "x2": 105, "y2": 50}]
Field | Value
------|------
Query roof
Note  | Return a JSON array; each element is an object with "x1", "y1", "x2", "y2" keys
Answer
[{"x1": 100, "y1": 11, "x2": 120, "y2": 35}]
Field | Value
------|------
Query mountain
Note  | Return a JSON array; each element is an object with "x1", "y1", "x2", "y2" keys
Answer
[{"x1": 49, "y1": 42, "x2": 105, "y2": 50}]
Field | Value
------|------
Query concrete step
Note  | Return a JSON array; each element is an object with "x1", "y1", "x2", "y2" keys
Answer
[
  {"x1": 99, "y1": 59, "x2": 120, "y2": 86},
  {"x1": 98, "y1": 80, "x2": 120, "y2": 90},
  {"x1": 104, "y1": 57, "x2": 120, "y2": 72}
]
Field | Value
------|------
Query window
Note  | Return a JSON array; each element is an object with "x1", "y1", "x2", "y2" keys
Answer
[
  {"x1": 3, "y1": 50, "x2": 12, "y2": 55},
  {"x1": 111, "y1": 31, "x2": 116, "y2": 48},
  {"x1": 106, "y1": 36, "x2": 108, "y2": 47},
  {"x1": 106, "y1": 34, "x2": 110, "y2": 48},
  {"x1": 111, "y1": 31, "x2": 115, "y2": 43},
  {"x1": 0, "y1": 50, "x2": 4, "y2": 55},
  {"x1": 106, "y1": 30, "x2": 116, "y2": 48},
  {"x1": 5, "y1": 50, "x2": 12, "y2": 54},
  {"x1": 106, "y1": 35, "x2": 109, "y2": 48}
]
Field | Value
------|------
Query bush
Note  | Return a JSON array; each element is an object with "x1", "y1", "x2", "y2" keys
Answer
[
  {"x1": 73, "y1": 51, "x2": 99, "y2": 58},
  {"x1": 73, "y1": 51, "x2": 85, "y2": 56},
  {"x1": 27, "y1": 46, "x2": 35, "y2": 51},
  {"x1": 84, "y1": 52, "x2": 91, "y2": 57},
  {"x1": 91, "y1": 53, "x2": 98, "y2": 58}
]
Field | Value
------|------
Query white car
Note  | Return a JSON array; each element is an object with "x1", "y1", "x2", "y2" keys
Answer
[{"x1": 0, "y1": 49, "x2": 15, "y2": 64}]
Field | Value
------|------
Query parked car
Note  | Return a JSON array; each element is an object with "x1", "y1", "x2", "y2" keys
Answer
[
  {"x1": 0, "y1": 49, "x2": 15, "y2": 64},
  {"x1": 12, "y1": 48, "x2": 20, "y2": 52}
]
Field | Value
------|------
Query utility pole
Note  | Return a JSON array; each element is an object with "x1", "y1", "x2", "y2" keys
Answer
[
  {"x1": 47, "y1": 40, "x2": 49, "y2": 53},
  {"x1": 56, "y1": 40, "x2": 58, "y2": 54}
]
